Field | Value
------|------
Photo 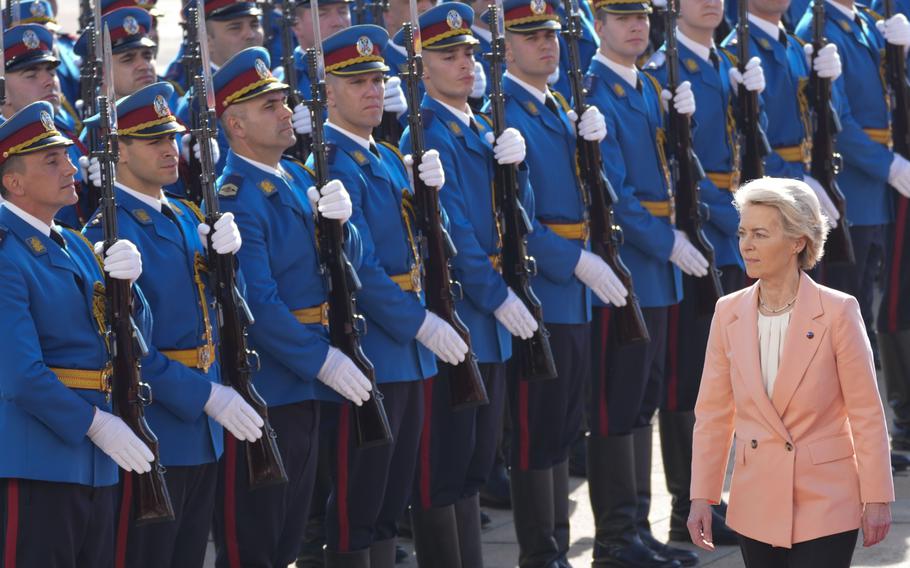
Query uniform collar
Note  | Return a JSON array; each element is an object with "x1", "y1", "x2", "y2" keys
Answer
[
  {"x1": 676, "y1": 28, "x2": 714, "y2": 63},
  {"x1": 472, "y1": 25, "x2": 492, "y2": 43},
  {"x1": 503, "y1": 71, "x2": 550, "y2": 105},
  {"x1": 826, "y1": 0, "x2": 856, "y2": 20},
  {"x1": 326, "y1": 121, "x2": 375, "y2": 152},
  {"x1": 595, "y1": 51, "x2": 638, "y2": 88},
  {"x1": 115, "y1": 181, "x2": 168, "y2": 213},
  {"x1": 748, "y1": 13, "x2": 786, "y2": 41},
  {"x1": 434, "y1": 97, "x2": 474, "y2": 127},
  {"x1": 234, "y1": 152, "x2": 286, "y2": 178},
  {"x1": 3, "y1": 201, "x2": 56, "y2": 237}
]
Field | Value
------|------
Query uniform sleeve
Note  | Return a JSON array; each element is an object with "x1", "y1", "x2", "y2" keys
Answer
[
  {"x1": 0, "y1": 257, "x2": 96, "y2": 445},
  {"x1": 699, "y1": 178, "x2": 741, "y2": 237}
]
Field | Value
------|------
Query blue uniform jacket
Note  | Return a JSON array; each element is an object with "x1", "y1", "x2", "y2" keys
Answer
[
  {"x1": 319, "y1": 126, "x2": 436, "y2": 382},
  {"x1": 586, "y1": 59, "x2": 682, "y2": 308},
  {"x1": 646, "y1": 43, "x2": 745, "y2": 269},
  {"x1": 83, "y1": 188, "x2": 222, "y2": 467},
  {"x1": 0, "y1": 207, "x2": 150, "y2": 486},
  {"x1": 218, "y1": 152, "x2": 355, "y2": 405},
  {"x1": 399, "y1": 95, "x2": 536, "y2": 363},
  {"x1": 796, "y1": 3, "x2": 895, "y2": 226},
  {"x1": 494, "y1": 75, "x2": 592, "y2": 324},
  {"x1": 725, "y1": 0, "x2": 811, "y2": 32}
]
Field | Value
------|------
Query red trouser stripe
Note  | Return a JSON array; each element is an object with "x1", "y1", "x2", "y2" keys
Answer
[
  {"x1": 888, "y1": 197, "x2": 909, "y2": 332},
  {"x1": 3, "y1": 480, "x2": 18, "y2": 568},
  {"x1": 223, "y1": 433, "x2": 242, "y2": 568},
  {"x1": 114, "y1": 474, "x2": 133, "y2": 568},
  {"x1": 597, "y1": 308, "x2": 611, "y2": 437},
  {"x1": 418, "y1": 376, "x2": 435, "y2": 510},
  {"x1": 337, "y1": 404, "x2": 352, "y2": 552},
  {"x1": 518, "y1": 380, "x2": 530, "y2": 471},
  {"x1": 666, "y1": 304, "x2": 680, "y2": 411}
]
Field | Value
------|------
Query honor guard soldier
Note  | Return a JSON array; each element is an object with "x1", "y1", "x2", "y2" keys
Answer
[
  {"x1": 80, "y1": 82, "x2": 264, "y2": 568},
  {"x1": 795, "y1": 1, "x2": 910, "y2": 371},
  {"x1": 585, "y1": 1, "x2": 700, "y2": 566},
  {"x1": 397, "y1": 3, "x2": 538, "y2": 566},
  {"x1": 0, "y1": 101, "x2": 153, "y2": 567},
  {"x1": 315, "y1": 24, "x2": 470, "y2": 566},
  {"x1": 2, "y1": 24, "x2": 92, "y2": 227},
  {"x1": 490, "y1": 1, "x2": 629, "y2": 565},
  {"x1": 211, "y1": 46, "x2": 371, "y2": 567}
]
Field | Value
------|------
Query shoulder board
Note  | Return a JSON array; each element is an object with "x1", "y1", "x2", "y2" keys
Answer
[
  {"x1": 476, "y1": 113, "x2": 494, "y2": 129},
  {"x1": 177, "y1": 199, "x2": 205, "y2": 223},
  {"x1": 378, "y1": 140, "x2": 407, "y2": 166},
  {"x1": 644, "y1": 50, "x2": 666, "y2": 70},
  {"x1": 218, "y1": 174, "x2": 244, "y2": 199},
  {"x1": 641, "y1": 72, "x2": 663, "y2": 97},
  {"x1": 720, "y1": 48, "x2": 738, "y2": 67},
  {"x1": 859, "y1": 5, "x2": 884, "y2": 22},
  {"x1": 550, "y1": 90, "x2": 572, "y2": 114}
]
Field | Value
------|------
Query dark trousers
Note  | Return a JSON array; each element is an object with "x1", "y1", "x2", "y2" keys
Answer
[
  {"x1": 214, "y1": 400, "x2": 321, "y2": 568},
  {"x1": 589, "y1": 307, "x2": 667, "y2": 436},
  {"x1": 509, "y1": 322, "x2": 590, "y2": 471},
  {"x1": 414, "y1": 363, "x2": 507, "y2": 509},
  {"x1": 664, "y1": 266, "x2": 746, "y2": 412},
  {"x1": 0, "y1": 478, "x2": 116, "y2": 568},
  {"x1": 738, "y1": 529, "x2": 858, "y2": 568},
  {"x1": 115, "y1": 462, "x2": 217, "y2": 568},
  {"x1": 325, "y1": 380, "x2": 424, "y2": 552}
]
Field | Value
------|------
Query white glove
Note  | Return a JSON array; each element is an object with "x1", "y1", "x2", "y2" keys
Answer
[
  {"x1": 78, "y1": 155, "x2": 102, "y2": 187},
  {"x1": 574, "y1": 249, "x2": 628, "y2": 306},
  {"x1": 415, "y1": 311, "x2": 469, "y2": 365},
  {"x1": 384, "y1": 76, "x2": 408, "y2": 117},
  {"x1": 877, "y1": 14, "x2": 910, "y2": 48},
  {"x1": 803, "y1": 43, "x2": 842, "y2": 80},
  {"x1": 204, "y1": 383, "x2": 264, "y2": 442},
  {"x1": 660, "y1": 80, "x2": 696, "y2": 116},
  {"x1": 566, "y1": 106, "x2": 607, "y2": 142},
  {"x1": 803, "y1": 175, "x2": 840, "y2": 228},
  {"x1": 87, "y1": 409, "x2": 154, "y2": 473},
  {"x1": 306, "y1": 179, "x2": 353, "y2": 223},
  {"x1": 404, "y1": 149, "x2": 445, "y2": 189},
  {"x1": 470, "y1": 61, "x2": 487, "y2": 99},
  {"x1": 180, "y1": 134, "x2": 221, "y2": 164},
  {"x1": 317, "y1": 346, "x2": 373, "y2": 405},
  {"x1": 197, "y1": 211, "x2": 242, "y2": 255},
  {"x1": 889, "y1": 154, "x2": 910, "y2": 198},
  {"x1": 729, "y1": 56, "x2": 766, "y2": 93},
  {"x1": 484, "y1": 128, "x2": 526, "y2": 165},
  {"x1": 651, "y1": 0, "x2": 667, "y2": 6},
  {"x1": 669, "y1": 230, "x2": 710, "y2": 277},
  {"x1": 493, "y1": 288, "x2": 538, "y2": 339},
  {"x1": 292, "y1": 102, "x2": 313, "y2": 135},
  {"x1": 94, "y1": 239, "x2": 143, "y2": 281}
]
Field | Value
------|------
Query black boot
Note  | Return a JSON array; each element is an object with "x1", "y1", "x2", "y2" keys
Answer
[
  {"x1": 324, "y1": 548, "x2": 370, "y2": 568},
  {"x1": 658, "y1": 412, "x2": 737, "y2": 547},
  {"x1": 553, "y1": 460, "x2": 571, "y2": 567},
  {"x1": 454, "y1": 494, "x2": 484, "y2": 568},
  {"x1": 370, "y1": 538, "x2": 398, "y2": 568},
  {"x1": 410, "y1": 505, "x2": 463, "y2": 568},
  {"x1": 510, "y1": 467, "x2": 562, "y2": 568},
  {"x1": 587, "y1": 434, "x2": 680, "y2": 568}
]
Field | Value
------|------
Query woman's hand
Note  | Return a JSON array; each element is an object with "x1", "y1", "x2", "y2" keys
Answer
[
  {"x1": 862, "y1": 502, "x2": 892, "y2": 547},
  {"x1": 687, "y1": 498, "x2": 716, "y2": 551}
]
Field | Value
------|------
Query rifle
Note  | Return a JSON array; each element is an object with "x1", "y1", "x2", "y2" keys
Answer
[
  {"x1": 561, "y1": 0, "x2": 649, "y2": 345},
  {"x1": 280, "y1": 0, "x2": 311, "y2": 161},
  {"x1": 735, "y1": 0, "x2": 771, "y2": 182},
  {"x1": 486, "y1": 0, "x2": 557, "y2": 380},
  {"x1": 80, "y1": 4, "x2": 104, "y2": 213},
  {"x1": 262, "y1": 1, "x2": 276, "y2": 55},
  {"x1": 665, "y1": 0, "x2": 723, "y2": 316},
  {"x1": 192, "y1": 0, "x2": 289, "y2": 489},
  {"x1": 308, "y1": 0, "x2": 393, "y2": 447},
  {"x1": 808, "y1": 0, "x2": 853, "y2": 264},
  {"x1": 79, "y1": 0, "x2": 94, "y2": 38},
  {"x1": 182, "y1": 5, "x2": 206, "y2": 206},
  {"x1": 95, "y1": 24, "x2": 175, "y2": 525},
  {"x1": 401, "y1": 0, "x2": 488, "y2": 408}
]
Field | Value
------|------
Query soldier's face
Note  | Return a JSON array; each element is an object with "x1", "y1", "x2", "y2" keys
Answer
[
  {"x1": 3, "y1": 148, "x2": 78, "y2": 215},
  {"x1": 505, "y1": 29, "x2": 560, "y2": 81},
  {"x1": 595, "y1": 13, "x2": 650, "y2": 61},
  {"x1": 738, "y1": 204, "x2": 805, "y2": 280},
  {"x1": 423, "y1": 45, "x2": 476, "y2": 102},
  {"x1": 118, "y1": 135, "x2": 180, "y2": 187},
  {"x1": 112, "y1": 48, "x2": 157, "y2": 99},
  {"x1": 748, "y1": 0, "x2": 791, "y2": 18},
  {"x1": 326, "y1": 71, "x2": 386, "y2": 130},
  {"x1": 236, "y1": 91, "x2": 297, "y2": 152},
  {"x1": 384, "y1": 0, "x2": 434, "y2": 34},
  {"x1": 4, "y1": 63, "x2": 61, "y2": 114},
  {"x1": 208, "y1": 16, "x2": 264, "y2": 65},
  {"x1": 680, "y1": 0, "x2": 725, "y2": 31},
  {"x1": 294, "y1": 4, "x2": 351, "y2": 49}
]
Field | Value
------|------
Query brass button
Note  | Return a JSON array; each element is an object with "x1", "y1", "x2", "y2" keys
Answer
[
  {"x1": 751, "y1": 440, "x2": 758, "y2": 449},
  {"x1": 785, "y1": 442, "x2": 793, "y2": 452}
]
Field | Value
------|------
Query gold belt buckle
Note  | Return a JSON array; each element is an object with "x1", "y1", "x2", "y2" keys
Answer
[
  {"x1": 101, "y1": 364, "x2": 113, "y2": 402},
  {"x1": 197, "y1": 343, "x2": 213, "y2": 372}
]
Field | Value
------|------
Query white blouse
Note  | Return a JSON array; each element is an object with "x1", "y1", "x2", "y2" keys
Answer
[{"x1": 757, "y1": 312, "x2": 791, "y2": 397}]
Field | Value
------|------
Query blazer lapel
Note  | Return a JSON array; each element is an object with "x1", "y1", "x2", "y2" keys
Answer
[
  {"x1": 770, "y1": 272, "x2": 827, "y2": 416},
  {"x1": 727, "y1": 282, "x2": 793, "y2": 442}
]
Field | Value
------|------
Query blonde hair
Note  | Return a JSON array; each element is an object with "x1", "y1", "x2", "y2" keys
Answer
[{"x1": 733, "y1": 177, "x2": 830, "y2": 270}]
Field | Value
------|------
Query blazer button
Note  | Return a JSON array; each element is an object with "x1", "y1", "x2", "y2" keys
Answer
[
  {"x1": 751, "y1": 439, "x2": 757, "y2": 449},
  {"x1": 785, "y1": 442, "x2": 793, "y2": 452}
]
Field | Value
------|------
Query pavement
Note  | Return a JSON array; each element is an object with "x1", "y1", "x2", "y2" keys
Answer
[{"x1": 55, "y1": 2, "x2": 910, "y2": 566}]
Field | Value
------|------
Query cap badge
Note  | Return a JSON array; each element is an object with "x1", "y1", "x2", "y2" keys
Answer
[
  {"x1": 446, "y1": 10, "x2": 463, "y2": 30},
  {"x1": 153, "y1": 94, "x2": 169, "y2": 118},
  {"x1": 530, "y1": 0, "x2": 547, "y2": 15},
  {"x1": 22, "y1": 29, "x2": 40, "y2": 50},
  {"x1": 30, "y1": 2, "x2": 46, "y2": 18},
  {"x1": 356, "y1": 36, "x2": 374, "y2": 57},
  {"x1": 254, "y1": 57, "x2": 270, "y2": 79},
  {"x1": 40, "y1": 110, "x2": 54, "y2": 131},
  {"x1": 124, "y1": 15, "x2": 141, "y2": 35}
]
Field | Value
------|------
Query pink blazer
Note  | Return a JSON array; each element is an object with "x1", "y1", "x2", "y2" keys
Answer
[{"x1": 691, "y1": 272, "x2": 894, "y2": 548}]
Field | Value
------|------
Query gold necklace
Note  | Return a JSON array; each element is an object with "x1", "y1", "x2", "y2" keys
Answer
[{"x1": 759, "y1": 291, "x2": 797, "y2": 314}]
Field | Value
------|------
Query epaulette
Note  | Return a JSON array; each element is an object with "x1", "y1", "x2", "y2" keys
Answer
[
  {"x1": 641, "y1": 72, "x2": 663, "y2": 98},
  {"x1": 550, "y1": 90, "x2": 572, "y2": 114},
  {"x1": 218, "y1": 174, "x2": 243, "y2": 199},
  {"x1": 378, "y1": 140, "x2": 407, "y2": 166},
  {"x1": 176, "y1": 198, "x2": 205, "y2": 223},
  {"x1": 720, "y1": 47, "x2": 738, "y2": 68},
  {"x1": 859, "y1": 5, "x2": 884, "y2": 22},
  {"x1": 644, "y1": 50, "x2": 666, "y2": 70}
]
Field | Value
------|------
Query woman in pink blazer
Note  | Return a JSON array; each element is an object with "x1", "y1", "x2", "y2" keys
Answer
[{"x1": 687, "y1": 178, "x2": 894, "y2": 567}]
